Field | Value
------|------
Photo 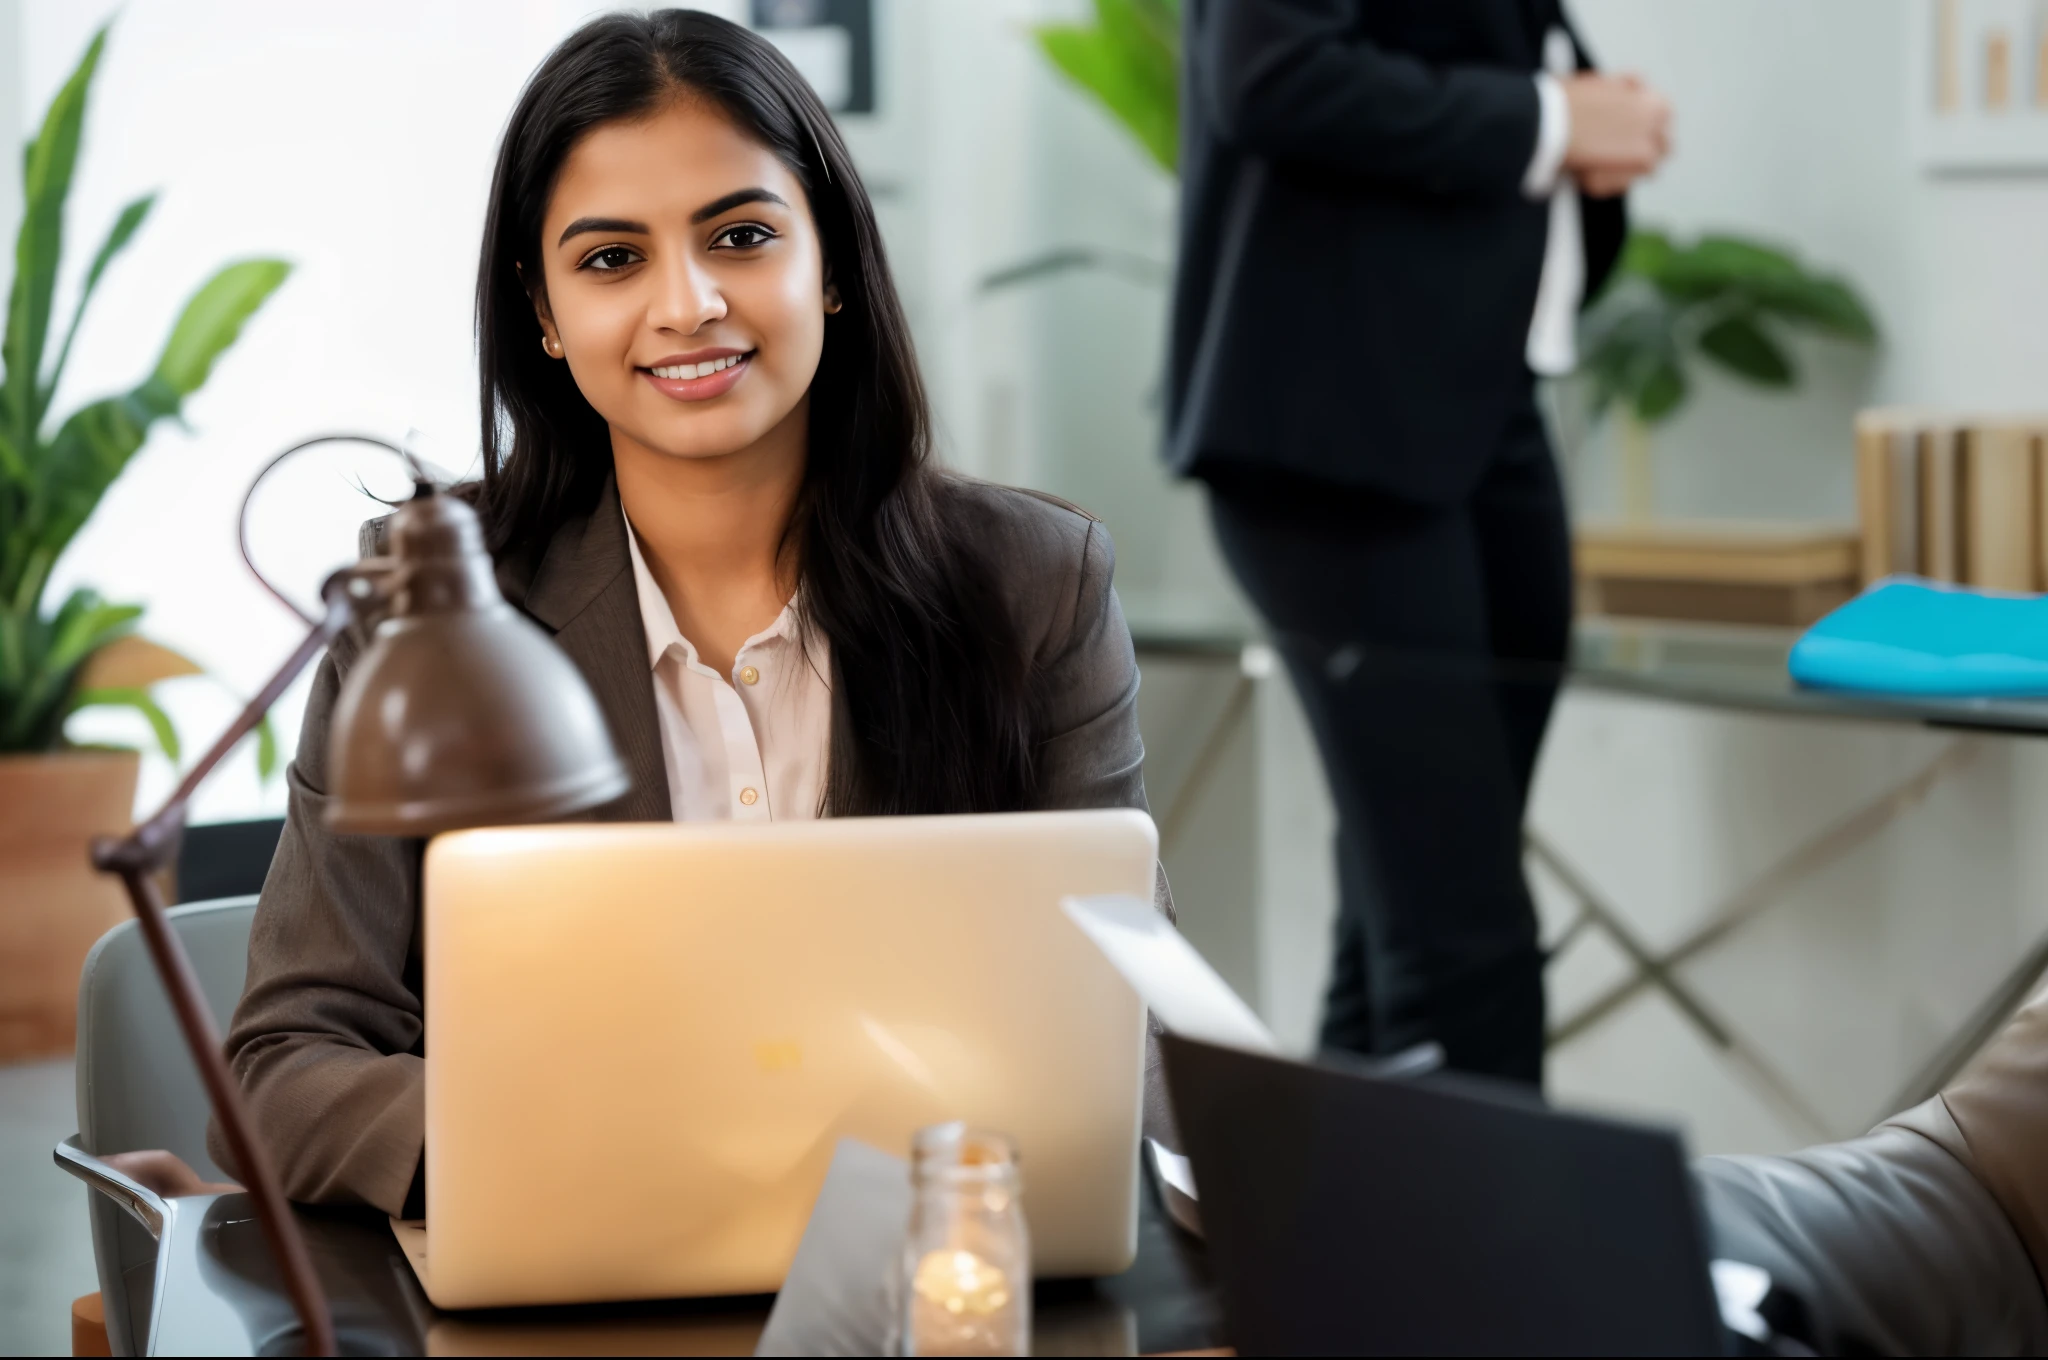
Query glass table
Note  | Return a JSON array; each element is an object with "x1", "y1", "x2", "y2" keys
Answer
[{"x1": 1130, "y1": 615, "x2": 2048, "y2": 1135}]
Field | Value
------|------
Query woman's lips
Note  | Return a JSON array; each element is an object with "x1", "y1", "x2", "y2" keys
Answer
[{"x1": 641, "y1": 352, "x2": 753, "y2": 402}]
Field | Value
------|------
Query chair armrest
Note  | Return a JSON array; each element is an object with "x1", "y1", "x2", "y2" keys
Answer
[{"x1": 54, "y1": 1135, "x2": 166, "y2": 1240}]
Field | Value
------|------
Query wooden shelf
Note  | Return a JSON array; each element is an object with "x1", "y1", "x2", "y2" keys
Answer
[{"x1": 1574, "y1": 520, "x2": 1860, "y2": 627}]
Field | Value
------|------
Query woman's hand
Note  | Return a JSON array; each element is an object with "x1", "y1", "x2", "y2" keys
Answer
[{"x1": 104, "y1": 1149, "x2": 242, "y2": 1198}]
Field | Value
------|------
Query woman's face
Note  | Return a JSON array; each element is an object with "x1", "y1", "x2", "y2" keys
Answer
[{"x1": 533, "y1": 96, "x2": 832, "y2": 464}]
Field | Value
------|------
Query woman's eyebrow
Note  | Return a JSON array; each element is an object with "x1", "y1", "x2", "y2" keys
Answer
[
  {"x1": 691, "y1": 187, "x2": 788, "y2": 223},
  {"x1": 557, "y1": 216, "x2": 649, "y2": 246}
]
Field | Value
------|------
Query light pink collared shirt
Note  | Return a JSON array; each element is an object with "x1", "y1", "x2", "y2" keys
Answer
[{"x1": 623, "y1": 512, "x2": 832, "y2": 823}]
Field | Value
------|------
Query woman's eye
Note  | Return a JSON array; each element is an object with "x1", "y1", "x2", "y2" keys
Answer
[
  {"x1": 580, "y1": 245, "x2": 641, "y2": 272},
  {"x1": 715, "y1": 224, "x2": 776, "y2": 251}
]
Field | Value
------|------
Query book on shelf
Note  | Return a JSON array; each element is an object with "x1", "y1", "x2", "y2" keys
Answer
[{"x1": 1855, "y1": 408, "x2": 2048, "y2": 592}]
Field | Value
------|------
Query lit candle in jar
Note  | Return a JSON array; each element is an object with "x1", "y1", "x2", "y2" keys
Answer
[
  {"x1": 902, "y1": 1125, "x2": 1029, "y2": 1356},
  {"x1": 912, "y1": 1248, "x2": 1014, "y2": 1317}
]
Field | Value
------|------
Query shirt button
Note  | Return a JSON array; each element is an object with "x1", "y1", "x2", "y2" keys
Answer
[
  {"x1": 739, "y1": 665, "x2": 760, "y2": 686},
  {"x1": 739, "y1": 787, "x2": 759, "y2": 807}
]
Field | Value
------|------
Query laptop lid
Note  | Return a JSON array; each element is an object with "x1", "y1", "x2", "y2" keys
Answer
[
  {"x1": 1161, "y1": 1034, "x2": 1725, "y2": 1356},
  {"x1": 417, "y1": 810, "x2": 1157, "y2": 1309}
]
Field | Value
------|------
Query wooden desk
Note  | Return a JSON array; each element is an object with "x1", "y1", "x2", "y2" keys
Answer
[{"x1": 142, "y1": 1176, "x2": 1221, "y2": 1355}]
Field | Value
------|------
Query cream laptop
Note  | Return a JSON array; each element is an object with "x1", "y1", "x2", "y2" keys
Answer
[{"x1": 394, "y1": 810, "x2": 1157, "y2": 1309}]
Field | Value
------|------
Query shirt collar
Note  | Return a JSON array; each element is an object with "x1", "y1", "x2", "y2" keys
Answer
[{"x1": 621, "y1": 505, "x2": 803, "y2": 675}]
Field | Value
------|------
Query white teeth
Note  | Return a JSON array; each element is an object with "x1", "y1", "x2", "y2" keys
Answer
[{"x1": 653, "y1": 355, "x2": 745, "y2": 380}]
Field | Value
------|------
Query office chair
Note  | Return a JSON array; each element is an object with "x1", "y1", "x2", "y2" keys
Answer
[
  {"x1": 54, "y1": 896, "x2": 256, "y2": 1356},
  {"x1": 174, "y1": 819, "x2": 283, "y2": 904}
]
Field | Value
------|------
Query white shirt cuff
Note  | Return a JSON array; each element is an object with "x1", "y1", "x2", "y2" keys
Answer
[{"x1": 1522, "y1": 71, "x2": 1570, "y2": 200}]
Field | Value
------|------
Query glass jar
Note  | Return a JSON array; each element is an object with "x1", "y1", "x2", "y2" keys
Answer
[{"x1": 899, "y1": 1123, "x2": 1031, "y2": 1357}]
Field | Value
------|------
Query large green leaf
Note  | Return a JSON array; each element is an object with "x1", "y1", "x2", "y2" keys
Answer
[
  {"x1": 1035, "y1": 0, "x2": 1180, "y2": 174},
  {"x1": 66, "y1": 684, "x2": 179, "y2": 762},
  {"x1": 254, "y1": 711, "x2": 278, "y2": 780},
  {"x1": 1617, "y1": 228, "x2": 1675, "y2": 281},
  {"x1": 19, "y1": 259, "x2": 289, "y2": 582},
  {"x1": 0, "y1": 427, "x2": 24, "y2": 488},
  {"x1": 45, "y1": 590, "x2": 140, "y2": 676},
  {"x1": 1633, "y1": 361, "x2": 1689, "y2": 423},
  {"x1": 0, "y1": 585, "x2": 138, "y2": 750},
  {"x1": 1698, "y1": 313, "x2": 1796, "y2": 386},
  {"x1": 1690, "y1": 234, "x2": 1802, "y2": 278},
  {"x1": 153, "y1": 257, "x2": 291, "y2": 396},
  {"x1": 5, "y1": 25, "x2": 105, "y2": 457},
  {"x1": 25, "y1": 375, "x2": 183, "y2": 578},
  {"x1": 1097, "y1": 0, "x2": 1180, "y2": 85},
  {"x1": 1649, "y1": 235, "x2": 1799, "y2": 303},
  {"x1": 1746, "y1": 272, "x2": 1878, "y2": 342},
  {"x1": 40, "y1": 191, "x2": 155, "y2": 425},
  {"x1": 1578, "y1": 282, "x2": 1682, "y2": 420}
]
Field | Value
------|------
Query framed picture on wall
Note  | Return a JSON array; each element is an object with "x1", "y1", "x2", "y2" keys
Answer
[
  {"x1": 753, "y1": 0, "x2": 876, "y2": 116},
  {"x1": 1912, "y1": 0, "x2": 2048, "y2": 171}
]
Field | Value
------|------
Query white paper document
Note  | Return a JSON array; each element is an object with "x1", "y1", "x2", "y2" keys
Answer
[{"x1": 1060, "y1": 894, "x2": 1280, "y2": 1054}]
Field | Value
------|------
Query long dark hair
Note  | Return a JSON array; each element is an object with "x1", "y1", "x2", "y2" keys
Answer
[{"x1": 475, "y1": 9, "x2": 1032, "y2": 816}]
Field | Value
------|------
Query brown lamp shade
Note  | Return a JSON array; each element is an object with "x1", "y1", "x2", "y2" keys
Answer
[{"x1": 325, "y1": 490, "x2": 630, "y2": 835}]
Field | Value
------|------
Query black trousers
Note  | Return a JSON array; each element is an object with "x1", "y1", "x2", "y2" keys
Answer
[{"x1": 1205, "y1": 401, "x2": 1571, "y2": 1084}]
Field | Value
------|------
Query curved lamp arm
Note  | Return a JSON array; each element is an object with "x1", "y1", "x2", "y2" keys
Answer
[{"x1": 88, "y1": 432, "x2": 425, "y2": 1359}]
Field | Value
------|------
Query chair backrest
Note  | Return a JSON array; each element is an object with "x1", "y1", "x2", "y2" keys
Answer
[
  {"x1": 75, "y1": 896, "x2": 256, "y2": 1356},
  {"x1": 75, "y1": 896, "x2": 256, "y2": 1175},
  {"x1": 175, "y1": 818, "x2": 283, "y2": 904}
]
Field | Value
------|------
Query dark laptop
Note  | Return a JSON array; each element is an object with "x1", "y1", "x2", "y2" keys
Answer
[{"x1": 1162, "y1": 1033, "x2": 1727, "y2": 1356}]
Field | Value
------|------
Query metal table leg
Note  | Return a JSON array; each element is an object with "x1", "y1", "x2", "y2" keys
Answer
[
  {"x1": 1537, "y1": 738, "x2": 1985, "y2": 1137},
  {"x1": 1149, "y1": 644, "x2": 1274, "y2": 860}
]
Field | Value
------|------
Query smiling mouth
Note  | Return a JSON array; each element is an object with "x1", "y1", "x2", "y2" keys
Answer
[{"x1": 646, "y1": 351, "x2": 753, "y2": 380}]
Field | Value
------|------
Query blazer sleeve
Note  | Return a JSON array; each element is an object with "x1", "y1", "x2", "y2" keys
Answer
[
  {"x1": 1029, "y1": 518, "x2": 1148, "y2": 816},
  {"x1": 1023, "y1": 515, "x2": 1186, "y2": 1157},
  {"x1": 207, "y1": 646, "x2": 428, "y2": 1218},
  {"x1": 1197, "y1": 0, "x2": 1542, "y2": 197}
]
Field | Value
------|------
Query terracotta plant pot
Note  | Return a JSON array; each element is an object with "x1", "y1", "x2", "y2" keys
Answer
[{"x1": 0, "y1": 750, "x2": 139, "y2": 1061}]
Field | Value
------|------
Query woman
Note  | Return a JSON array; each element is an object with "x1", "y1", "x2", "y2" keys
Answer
[{"x1": 214, "y1": 9, "x2": 1162, "y2": 1216}]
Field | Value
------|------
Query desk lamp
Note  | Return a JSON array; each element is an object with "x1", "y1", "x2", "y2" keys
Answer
[{"x1": 88, "y1": 434, "x2": 630, "y2": 1356}]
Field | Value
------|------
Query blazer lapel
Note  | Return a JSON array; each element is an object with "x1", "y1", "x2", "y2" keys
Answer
[{"x1": 517, "y1": 479, "x2": 672, "y2": 823}]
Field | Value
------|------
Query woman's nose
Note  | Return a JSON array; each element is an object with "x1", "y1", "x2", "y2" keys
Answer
[{"x1": 650, "y1": 253, "x2": 725, "y2": 334}]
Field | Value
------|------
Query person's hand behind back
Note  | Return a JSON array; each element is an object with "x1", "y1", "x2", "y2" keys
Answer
[{"x1": 1563, "y1": 72, "x2": 1672, "y2": 197}]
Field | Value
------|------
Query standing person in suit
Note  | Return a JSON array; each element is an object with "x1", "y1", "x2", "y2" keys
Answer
[{"x1": 1167, "y1": 0, "x2": 1671, "y2": 1082}]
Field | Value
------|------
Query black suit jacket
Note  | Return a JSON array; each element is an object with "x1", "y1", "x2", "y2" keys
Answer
[{"x1": 1165, "y1": 0, "x2": 1627, "y2": 504}]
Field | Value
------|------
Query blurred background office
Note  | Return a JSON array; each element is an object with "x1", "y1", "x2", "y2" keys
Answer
[{"x1": 8, "y1": 0, "x2": 2048, "y2": 1352}]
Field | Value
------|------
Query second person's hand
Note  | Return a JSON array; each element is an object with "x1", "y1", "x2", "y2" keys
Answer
[{"x1": 1561, "y1": 72, "x2": 1671, "y2": 194}]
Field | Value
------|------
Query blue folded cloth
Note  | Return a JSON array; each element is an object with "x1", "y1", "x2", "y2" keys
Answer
[{"x1": 1789, "y1": 577, "x2": 2048, "y2": 695}]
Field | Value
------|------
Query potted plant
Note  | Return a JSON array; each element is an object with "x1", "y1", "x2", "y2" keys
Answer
[
  {"x1": 0, "y1": 26, "x2": 289, "y2": 1060},
  {"x1": 1577, "y1": 229, "x2": 1879, "y2": 519}
]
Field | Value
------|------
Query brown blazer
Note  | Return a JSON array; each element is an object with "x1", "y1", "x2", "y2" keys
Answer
[{"x1": 212, "y1": 475, "x2": 1171, "y2": 1216}]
